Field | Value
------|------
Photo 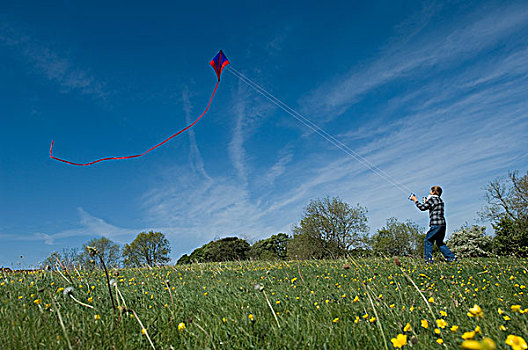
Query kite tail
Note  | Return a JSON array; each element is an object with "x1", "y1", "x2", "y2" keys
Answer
[{"x1": 50, "y1": 80, "x2": 220, "y2": 166}]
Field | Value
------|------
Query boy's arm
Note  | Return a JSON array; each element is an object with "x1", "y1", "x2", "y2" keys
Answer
[{"x1": 415, "y1": 199, "x2": 432, "y2": 211}]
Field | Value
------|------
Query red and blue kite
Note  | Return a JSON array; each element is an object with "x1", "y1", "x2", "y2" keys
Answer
[
  {"x1": 50, "y1": 50, "x2": 229, "y2": 166},
  {"x1": 210, "y1": 50, "x2": 230, "y2": 81}
]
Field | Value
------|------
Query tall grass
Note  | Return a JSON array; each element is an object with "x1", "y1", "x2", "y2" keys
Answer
[{"x1": 1, "y1": 257, "x2": 526, "y2": 349}]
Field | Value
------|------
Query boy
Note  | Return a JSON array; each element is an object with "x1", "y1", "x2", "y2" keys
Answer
[{"x1": 410, "y1": 186, "x2": 457, "y2": 263}]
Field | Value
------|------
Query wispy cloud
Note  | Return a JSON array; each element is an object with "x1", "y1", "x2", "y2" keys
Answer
[
  {"x1": 182, "y1": 87, "x2": 212, "y2": 181},
  {"x1": 28, "y1": 208, "x2": 138, "y2": 245},
  {"x1": 302, "y1": 2, "x2": 528, "y2": 118},
  {"x1": 0, "y1": 20, "x2": 109, "y2": 99}
]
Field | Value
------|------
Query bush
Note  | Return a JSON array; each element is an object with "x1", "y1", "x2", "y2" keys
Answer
[{"x1": 447, "y1": 225, "x2": 492, "y2": 257}]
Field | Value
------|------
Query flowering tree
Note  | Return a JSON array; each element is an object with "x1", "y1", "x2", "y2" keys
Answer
[{"x1": 447, "y1": 225, "x2": 492, "y2": 257}]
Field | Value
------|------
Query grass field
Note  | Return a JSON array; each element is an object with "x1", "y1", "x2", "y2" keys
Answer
[{"x1": 1, "y1": 258, "x2": 527, "y2": 349}]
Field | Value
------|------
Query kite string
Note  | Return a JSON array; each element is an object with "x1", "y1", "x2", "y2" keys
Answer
[
  {"x1": 227, "y1": 66, "x2": 413, "y2": 195},
  {"x1": 50, "y1": 80, "x2": 220, "y2": 166}
]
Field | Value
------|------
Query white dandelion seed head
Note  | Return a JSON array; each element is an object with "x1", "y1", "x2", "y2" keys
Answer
[{"x1": 63, "y1": 286, "x2": 74, "y2": 297}]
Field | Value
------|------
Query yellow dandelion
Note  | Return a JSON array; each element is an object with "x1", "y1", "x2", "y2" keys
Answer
[
  {"x1": 498, "y1": 308, "x2": 504, "y2": 315},
  {"x1": 428, "y1": 297, "x2": 435, "y2": 303},
  {"x1": 333, "y1": 318, "x2": 339, "y2": 323},
  {"x1": 436, "y1": 339, "x2": 444, "y2": 345},
  {"x1": 94, "y1": 314, "x2": 101, "y2": 320},
  {"x1": 404, "y1": 323, "x2": 411, "y2": 332},
  {"x1": 451, "y1": 325, "x2": 459, "y2": 332},
  {"x1": 33, "y1": 299, "x2": 41, "y2": 305},
  {"x1": 248, "y1": 314, "x2": 255, "y2": 322},
  {"x1": 481, "y1": 338, "x2": 497, "y2": 350},
  {"x1": 511, "y1": 305, "x2": 522, "y2": 312},
  {"x1": 468, "y1": 304, "x2": 483, "y2": 318},
  {"x1": 369, "y1": 317, "x2": 376, "y2": 323},
  {"x1": 505, "y1": 335, "x2": 527, "y2": 350},
  {"x1": 391, "y1": 334, "x2": 408, "y2": 349},
  {"x1": 178, "y1": 322, "x2": 186, "y2": 331},
  {"x1": 462, "y1": 331, "x2": 476, "y2": 340},
  {"x1": 440, "y1": 310, "x2": 448, "y2": 317},
  {"x1": 434, "y1": 328, "x2": 441, "y2": 335},
  {"x1": 421, "y1": 319, "x2": 429, "y2": 329},
  {"x1": 460, "y1": 340, "x2": 481, "y2": 350},
  {"x1": 436, "y1": 319, "x2": 447, "y2": 329}
]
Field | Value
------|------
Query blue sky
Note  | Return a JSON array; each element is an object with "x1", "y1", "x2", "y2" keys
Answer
[{"x1": 1, "y1": 1, "x2": 527, "y2": 268}]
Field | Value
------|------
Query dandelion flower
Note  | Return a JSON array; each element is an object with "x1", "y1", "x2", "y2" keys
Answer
[
  {"x1": 421, "y1": 319, "x2": 429, "y2": 329},
  {"x1": 505, "y1": 335, "x2": 527, "y2": 350},
  {"x1": 436, "y1": 319, "x2": 447, "y2": 329},
  {"x1": 63, "y1": 287, "x2": 74, "y2": 297},
  {"x1": 404, "y1": 323, "x2": 411, "y2": 332},
  {"x1": 511, "y1": 305, "x2": 522, "y2": 312},
  {"x1": 248, "y1": 314, "x2": 255, "y2": 322},
  {"x1": 94, "y1": 314, "x2": 101, "y2": 320},
  {"x1": 462, "y1": 331, "x2": 476, "y2": 340},
  {"x1": 461, "y1": 340, "x2": 481, "y2": 349},
  {"x1": 391, "y1": 334, "x2": 407, "y2": 349},
  {"x1": 428, "y1": 297, "x2": 435, "y2": 303},
  {"x1": 333, "y1": 318, "x2": 339, "y2": 323},
  {"x1": 437, "y1": 339, "x2": 444, "y2": 345},
  {"x1": 178, "y1": 322, "x2": 186, "y2": 331},
  {"x1": 451, "y1": 325, "x2": 459, "y2": 332},
  {"x1": 468, "y1": 304, "x2": 483, "y2": 318}
]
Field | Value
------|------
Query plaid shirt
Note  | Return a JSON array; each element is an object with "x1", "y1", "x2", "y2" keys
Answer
[{"x1": 415, "y1": 195, "x2": 446, "y2": 226}]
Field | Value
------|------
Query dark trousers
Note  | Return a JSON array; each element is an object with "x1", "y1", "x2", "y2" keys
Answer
[{"x1": 424, "y1": 225, "x2": 456, "y2": 262}]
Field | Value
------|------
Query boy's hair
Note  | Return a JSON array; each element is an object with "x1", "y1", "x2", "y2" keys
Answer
[{"x1": 431, "y1": 185, "x2": 443, "y2": 196}]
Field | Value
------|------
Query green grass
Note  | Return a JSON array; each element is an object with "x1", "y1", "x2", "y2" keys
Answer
[{"x1": 1, "y1": 258, "x2": 527, "y2": 349}]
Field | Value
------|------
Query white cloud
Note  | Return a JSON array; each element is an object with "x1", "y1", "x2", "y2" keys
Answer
[
  {"x1": 29, "y1": 208, "x2": 138, "y2": 245},
  {"x1": 0, "y1": 20, "x2": 109, "y2": 99},
  {"x1": 302, "y1": 3, "x2": 528, "y2": 118}
]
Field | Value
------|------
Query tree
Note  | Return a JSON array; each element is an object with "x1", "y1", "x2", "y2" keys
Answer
[
  {"x1": 447, "y1": 225, "x2": 492, "y2": 257},
  {"x1": 287, "y1": 232, "x2": 335, "y2": 260},
  {"x1": 42, "y1": 248, "x2": 80, "y2": 270},
  {"x1": 79, "y1": 237, "x2": 121, "y2": 269},
  {"x1": 123, "y1": 231, "x2": 171, "y2": 267},
  {"x1": 482, "y1": 171, "x2": 528, "y2": 256},
  {"x1": 178, "y1": 237, "x2": 251, "y2": 264},
  {"x1": 249, "y1": 233, "x2": 290, "y2": 261},
  {"x1": 370, "y1": 218, "x2": 422, "y2": 257},
  {"x1": 492, "y1": 216, "x2": 528, "y2": 256},
  {"x1": 204, "y1": 237, "x2": 250, "y2": 262},
  {"x1": 291, "y1": 197, "x2": 368, "y2": 258}
]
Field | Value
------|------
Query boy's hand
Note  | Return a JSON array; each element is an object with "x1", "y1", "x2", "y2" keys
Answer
[{"x1": 410, "y1": 194, "x2": 417, "y2": 202}]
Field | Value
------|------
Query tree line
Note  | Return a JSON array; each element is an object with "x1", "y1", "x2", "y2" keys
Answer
[
  {"x1": 42, "y1": 170, "x2": 527, "y2": 268},
  {"x1": 42, "y1": 231, "x2": 171, "y2": 270}
]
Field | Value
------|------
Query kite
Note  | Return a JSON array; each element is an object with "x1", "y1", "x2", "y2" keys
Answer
[{"x1": 50, "y1": 50, "x2": 230, "y2": 166}]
